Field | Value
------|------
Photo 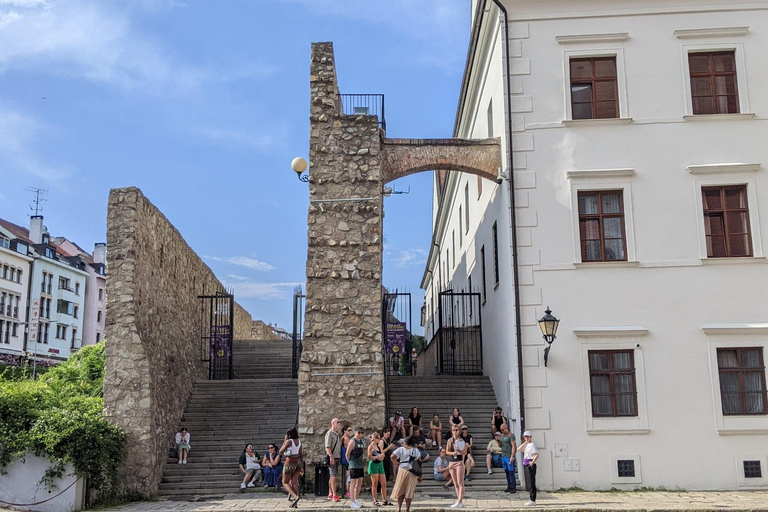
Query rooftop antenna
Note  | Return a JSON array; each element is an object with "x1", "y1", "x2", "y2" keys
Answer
[{"x1": 23, "y1": 186, "x2": 48, "y2": 216}]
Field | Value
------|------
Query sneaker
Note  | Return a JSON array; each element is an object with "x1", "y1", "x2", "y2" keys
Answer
[
  {"x1": 240, "y1": 483, "x2": 246, "y2": 489},
  {"x1": 333, "y1": 495, "x2": 340, "y2": 503},
  {"x1": 450, "y1": 503, "x2": 464, "y2": 508},
  {"x1": 182, "y1": 460, "x2": 187, "y2": 464},
  {"x1": 178, "y1": 460, "x2": 183, "y2": 464},
  {"x1": 525, "y1": 500, "x2": 535, "y2": 506},
  {"x1": 465, "y1": 475, "x2": 472, "y2": 481},
  {"x1": 345, "y1": 492, "x2": 351, "y2": 498},
  {"x1": 327, "y1": 493, "x2": 334, "y2": 500},
  {"x1": 488, "y1": 469, "x2": 493, "y2": 475},
  {"x1": 351, "y1": 501, "x2": 362, "y2": 509},
  {"x1": 247, "y1": 482, "x2": 255, "y2": 488}
]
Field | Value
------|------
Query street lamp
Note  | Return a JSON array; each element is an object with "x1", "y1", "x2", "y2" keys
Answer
[
  {"x1": 291, "y1": 157, "x2": 309, "y2": 182},
  {"x1": 538, "y1": 306, "x2": 560, "y2": 367}
]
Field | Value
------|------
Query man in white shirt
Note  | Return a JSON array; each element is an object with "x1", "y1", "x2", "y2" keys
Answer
[
  {"x1": 390, "y1": 410, "x2": 406, "y2": 440},
  {"x1": 433, "y1": 448, "x2": 453, "y2": 488}
]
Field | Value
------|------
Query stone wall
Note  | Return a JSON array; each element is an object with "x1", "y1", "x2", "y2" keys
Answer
[
  {"x1": 299, "y1": 42, "x2": 386, "y2": 460},
  {"x1": 103, "y1": 187, "x2": 253, "y2": 494},
  {"x1": 252, "y1": 319, "x2": 281, "y2": 340},
  {"x1": 234, "y1": 303, "x2": 254, "y2": 340}
]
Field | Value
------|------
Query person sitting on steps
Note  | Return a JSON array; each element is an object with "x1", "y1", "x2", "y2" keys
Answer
[
  {"x1": 175, "y1": 427, "x2": 190, "y2": 464},
  {"x1": 239, "y1": 444, "x2": 262, "y2": 489}
]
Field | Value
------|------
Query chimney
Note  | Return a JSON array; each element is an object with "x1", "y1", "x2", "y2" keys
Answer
[
  {"x1": 29, "y1": 215, "x2": 44, "y2": 244},
  {"x1": 93, "y1": 243, "x2": 107, "y2": 265}
]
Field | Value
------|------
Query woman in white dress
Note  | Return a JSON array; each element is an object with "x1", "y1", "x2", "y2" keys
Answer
[{"x1": 175, "y1": 427, "x2": 190, "y2": 464}]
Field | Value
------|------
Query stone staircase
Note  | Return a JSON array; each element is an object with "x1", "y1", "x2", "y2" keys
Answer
[
  {"x1": 158, "y1": 340, "x2": 297, "y2": 497},
  {"x1": 233, "y1": 339, "x2": 293, "y2": 379},
  {"x1": 387, "y1": 375, "x2": 516, "y2": 494}
]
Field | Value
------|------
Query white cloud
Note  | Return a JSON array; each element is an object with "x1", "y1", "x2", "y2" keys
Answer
[
  {"x1": 0, "y1": 105, "x2": 70, "y2": 184},
  {"x1": 205, "y1": 255, "x2": 276, "y2": 272},
  {"x1": 224, "y1": 281, "x2": 302, "y2": 300},
  {"x1": 392, "y1": 248, "x2": 428, "y2": 269},
  {"x1": 201, "y1": 127, "x2": 284, "y2": 153},
  {"x1": 225, "y1": 274, "x2": 250, "y2": 281}
]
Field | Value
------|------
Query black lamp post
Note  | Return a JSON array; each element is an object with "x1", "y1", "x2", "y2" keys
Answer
[{"x1": 538, "y1": 306, "x2": 560, "y2": 367}]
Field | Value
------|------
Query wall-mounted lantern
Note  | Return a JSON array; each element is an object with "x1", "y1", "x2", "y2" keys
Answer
[{"x1": 538, "y1": 306, "x2": 560, "y2": 367}]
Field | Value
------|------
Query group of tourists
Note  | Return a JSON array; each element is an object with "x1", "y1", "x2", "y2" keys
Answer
[{"x1": 238, "y1": 442, "x2": 285, "y2": 490}]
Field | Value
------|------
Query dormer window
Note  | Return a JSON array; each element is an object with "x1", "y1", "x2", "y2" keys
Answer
[
  {"x1": 42, "y1": 234, "x2": 50, "y2": 244},
  {"x1": 0, "y1": 237, "x2": 9, "y2": 249},
  {"x1": 45, "y1": 247, "x2": 55, "y2": 259}
]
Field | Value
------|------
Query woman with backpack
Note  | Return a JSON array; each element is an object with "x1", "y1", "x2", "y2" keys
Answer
[{"x1": 390, "y1": 436, "x2": 423, "y2": 512}]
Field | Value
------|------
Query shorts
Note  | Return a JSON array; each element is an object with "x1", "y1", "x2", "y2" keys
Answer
[
  {"x1": 328, "y1": 463, "x2": 339, "y2": 477},
  {"x1": 434, "y1": 472, "x2": 446, "y2": 481},
  {"x1": 368, "y1": 461, "x2": 385, "y2": 475},
  {"x1": 350, "y1": 467, "x2": 365, "y2": 479},
  {"x1": 283, "y1": 462, "x2": 301, "y2": 476}
]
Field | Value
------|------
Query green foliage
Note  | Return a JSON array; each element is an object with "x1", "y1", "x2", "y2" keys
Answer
[
  {"x1": 0, "y1": 342, "x2": 124, "y2": 500},
  {"x1": 411, "y1": 335, "x2": 427, "y2": 353}
]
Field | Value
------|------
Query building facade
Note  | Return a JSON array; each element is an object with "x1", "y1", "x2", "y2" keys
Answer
[
  {"x1": 0, "y1": 223, "x2": 33, "y2": 357},
  {"x1": 422, "y1": 0, "x2": 768, "y2": 490}
]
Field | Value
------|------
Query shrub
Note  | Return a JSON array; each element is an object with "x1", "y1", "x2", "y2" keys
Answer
[{"x1": 0, "y1": 342, "x2": 124, "y2": 500}]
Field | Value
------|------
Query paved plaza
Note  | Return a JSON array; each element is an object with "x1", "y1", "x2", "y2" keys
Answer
[{"x1": 87, "y1": 489, "x2": 768, "y2": 512}]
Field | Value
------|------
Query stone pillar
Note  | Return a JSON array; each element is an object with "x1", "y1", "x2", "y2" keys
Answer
[{"x1": 299, "y1": 42, "x2": 386, "y2": 460}]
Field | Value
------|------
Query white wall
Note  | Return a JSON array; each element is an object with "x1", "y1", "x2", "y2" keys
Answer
[
  {"x1": 427, "y1": 0, "x2": 768, "y2": 491},
  {"x1": 0, "y1": 454, "x2": 84, "y2": 512},
  {"x1": 0, "y1": 245, "x2": 32, "y2": 356}
]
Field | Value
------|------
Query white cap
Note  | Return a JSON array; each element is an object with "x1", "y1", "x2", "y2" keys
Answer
[{"x1": 523, "y1": 431, "x2": 532, "y2": 437}]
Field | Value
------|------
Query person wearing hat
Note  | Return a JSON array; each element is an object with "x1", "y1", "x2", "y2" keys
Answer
[
  {"x1": 390, "y1": 410, "x2": 406, "y2": 441},
  {"x1": 347, "y1": 426, "x2": 366, "y2": 509},
  {"x1": 517, "y1": 431, "x2": 538, "y2": 505},
  {"x1": 485, "y1": 431, "x2": 503, "y2": 475}
]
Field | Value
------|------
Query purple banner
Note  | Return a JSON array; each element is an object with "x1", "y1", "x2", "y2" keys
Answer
[{"x1": 386, "y1": 322, "x2": 407, "y2": 355}]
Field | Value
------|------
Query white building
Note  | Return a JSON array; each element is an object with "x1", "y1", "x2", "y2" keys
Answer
[
  {"x1": 422, "y1": 0, "x2": 768, "y2": 490},
  {"x1": 0, "y1": 220, "x2": 33, "y2": 358}
]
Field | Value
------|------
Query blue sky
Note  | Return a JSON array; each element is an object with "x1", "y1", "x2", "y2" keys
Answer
[{"x1": 0, "y1": 0, "x2": 470, "y2": 335}]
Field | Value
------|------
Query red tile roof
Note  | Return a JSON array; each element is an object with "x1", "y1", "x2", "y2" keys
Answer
[{"x1": 0, "y1": 217, "x2": 33, "y2": 244}]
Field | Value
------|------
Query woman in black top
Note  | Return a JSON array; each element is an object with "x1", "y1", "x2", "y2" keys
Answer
[
  {"x1": 407, "y1": 407, "x2": 422, "y2": 437},
  {"x1": 445, "y1": 408, "x2": 464, "y2": 440}
]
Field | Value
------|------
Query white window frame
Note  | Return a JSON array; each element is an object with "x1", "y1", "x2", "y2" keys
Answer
[
  {"x1": 562, "y1": 48, "x2": 629, "y2": 122},
  {"x1": 567, "y1": 169, "x2": 637, "y2": 265},
  {"x1": 610, "y1": 454, "x2": 643, "y2": 484},
  {"x1": 680, "y1": 42, "x2": 751, "y2": 117},
  {"x1": 702, "y1": 324, "x2": 768, "y2": 435},
  {"x1": 736, "y1": 453, "x2": 768, "y2": 487},
  {"x1": 690, "y1": 168, "x2": 764, "y2": 260},
  {"x1": 575, "y1": 327, "x2": 650, "y2": 435}
]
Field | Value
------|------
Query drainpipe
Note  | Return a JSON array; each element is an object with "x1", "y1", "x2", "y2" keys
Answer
[{"x1": 489, "y1": 0, "x2": 526, "y2": 437}]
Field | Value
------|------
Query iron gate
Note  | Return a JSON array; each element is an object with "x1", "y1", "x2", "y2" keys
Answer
[
  {"x1": 382, "y1": 290, "x2": 413, "y2": 376},
  {"x1": 291, "y1": 286, "x2": 305, "y2": 379},
  {"x1": 199, "y1": 291, "x2": 234, "y2": 380},
  {"x1": 436, "y1": 290, "x2": 483, "y2": 375}
]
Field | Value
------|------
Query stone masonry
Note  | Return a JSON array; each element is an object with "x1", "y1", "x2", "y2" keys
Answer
[
  {"x1": 300, "y1": 43, "x2": 502, "y2": 462},
  {"x1": 299, "y1": 42, "x2": 386, "y2": 460},
  {"x1": 104, "y1": 187, "x2": 253, "y2": 495}
]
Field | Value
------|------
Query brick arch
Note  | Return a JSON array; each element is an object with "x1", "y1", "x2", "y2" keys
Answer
[{"x1": 381, "y1": 137, "x2": 502, "y2": 184}]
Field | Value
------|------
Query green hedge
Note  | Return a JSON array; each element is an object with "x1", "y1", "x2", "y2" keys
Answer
[{"x1": 0, "y1": 343, "x2": 125, "y2": 499}]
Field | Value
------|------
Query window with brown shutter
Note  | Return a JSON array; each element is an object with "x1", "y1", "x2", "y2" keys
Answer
[
  {"x1": 588, "y1": 350, "x2": 638, "y2": 417},
  {"x1": 689, "y1": 51, "x2": 739, "y2": 115},
  {"x1": 717, "y1": 347, "x2": 767, "y2": 415},
  {"x1": 578, "y1": 190, "x2": 627, "y2": 262},
  {"x1": 702, "y1": 185, "x2": 752, "y2": 257},
  {"x1": 570, "y1": 57, "x2": 619, "y2": 119}
]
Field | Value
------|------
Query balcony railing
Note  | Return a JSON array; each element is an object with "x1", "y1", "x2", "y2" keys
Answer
[{"x1": 340, "y1": 94, "x2": 386, "y2": 132}]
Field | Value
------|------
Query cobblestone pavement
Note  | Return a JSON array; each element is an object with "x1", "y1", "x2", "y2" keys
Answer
[{"x1": 93, "y1": 489, "x2": 768, "y2": 512}]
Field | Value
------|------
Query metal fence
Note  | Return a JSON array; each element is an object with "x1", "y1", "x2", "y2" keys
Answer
[
  {"x1": 436, "y1": 290, "x2": 483, "y2": 375},
  {"x1": 291, "y1": 286, "x2": 305, "y2": 379},
  {"x1": 340, "y1": 94, "x2": 386, "y2": 132}
]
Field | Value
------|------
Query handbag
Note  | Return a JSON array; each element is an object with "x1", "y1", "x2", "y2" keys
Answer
[
  {"x1": 351, "y1": 446, "x2": 364, "y2": 459},
  {"x1": 407, "y1": 454, "x2": 423, "y2": 477},
  {"x1": 323, "y1": 455, "x2": 331, "y2": 465}
]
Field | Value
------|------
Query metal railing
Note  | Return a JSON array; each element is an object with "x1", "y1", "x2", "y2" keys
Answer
[{"x1": 340, "y1": 94, "x2": 386, "y2": 132}]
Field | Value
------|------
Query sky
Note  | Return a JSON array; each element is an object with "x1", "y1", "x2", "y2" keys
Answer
[{"x1": 0, "y1": 0, "x2": 471, "y2": 335}]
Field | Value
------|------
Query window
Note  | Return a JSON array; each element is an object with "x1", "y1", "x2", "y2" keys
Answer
[
  {"x1": 717, "y1": 348, "x2": 767, "y2": 415},
  {"x1": 492, "y1": 222, "x2": 499, "y2": 286},
  {"x1": 1, "y1": 265, "x2": 6, "y2": 279},
  {"x1": 480, "y1": 246, "x2": 487, "y2": 303},
  {"x1": 9, "y1": 268, "x2": 15, "y2": 281},
  {"x1": 0, "y1": 237, "x2": 8, "y2": 249},
  {"x1": 578, "y1": 190, "x2": 627, "y2": 261},
  {"x1": 71, "y1": 328, "x2": 77, "y2": 346},
  {"x1": 12, "y1": 323, "x2": 18, "y2": 337},
  {"x1": 459, "y1": 207, "x2": 463, "y2": 247},
  {"x1": 452, "y1": 231, "x2": 456, "y2": 268},
  {"x1": 570, "y1": 57, "x2": 619, "y2": 119},
  {"x1": 75, "y1": 282, "x2": 80, "y2": 295},
  {"x1": 45, "y1": 299, "x2": 51, "y2": 319},
  {"x1": 73, "y1": 305, "x2": 79, "y2": 319},
  {"x1": 96, "y1": 333, "x2": 101, "y2": 343},
  {"x1": 43, "y1": 323, "x2": 49, "y2": 344},
  {"x1": 703, "y1": 185, "x2": 752, "y2": 258},
  {"x1": 689, "y1": 51, "x2": 738, "y2": 115},
  {"x1": 97, "y1": 310, "x2": 103, "y2": 323},
  {"x1": 59, "y1": 277, "x2": 70, "y2": 290},
  {"x1": 588, "y1": 350, "x2": 638, "y2": 417},
  {"x1": 487, "y1": 100, "x2": 494, "y2": 138},
  {"x1": 744, "y1": 461, "x2": 762, "y2": 479},
  {"x1": 98, "y1": 288, "x2": 104, "y2": 301},
  {"x1": 16, "y1": 269, "x2": 21, "y2": 283},
  {"x1": 57, "y1": 300, "x2": 74, "y2": 316},
  {"x1": 617, "y1": 460, "x2": 635, "y2": 478},
  {"x1": 464, "y1": 184, "x2": 470, "y2": 234}
]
